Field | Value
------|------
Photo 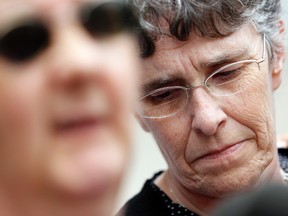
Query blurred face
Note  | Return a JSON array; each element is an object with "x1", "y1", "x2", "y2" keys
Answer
[
  {"x1": 0, "y1": 0, "x2": 139, "y2": 213},
  {"x1": 138, "y1": 24, "x2": 285, "y2": 198}
]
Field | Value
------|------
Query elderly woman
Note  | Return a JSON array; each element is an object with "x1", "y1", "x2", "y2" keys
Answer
[
  {"x1": 119, "y1": 0, "x2": 286, "y2": 216},
  {"x1": 0, "y1": 0, "x2": 139, "y2": 216}
]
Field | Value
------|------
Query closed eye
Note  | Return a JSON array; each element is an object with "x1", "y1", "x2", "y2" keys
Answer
[
  {"x1": 208, "y1": 61, "x2": 248, "y2": 86},
  {"x1": 142, "y1": 87, "x2": 184, "y2": 106}
]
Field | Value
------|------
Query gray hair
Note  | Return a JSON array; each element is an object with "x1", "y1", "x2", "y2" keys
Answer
[{"x1": 129, "y1": 0, "x2": 283, "y2": 59}]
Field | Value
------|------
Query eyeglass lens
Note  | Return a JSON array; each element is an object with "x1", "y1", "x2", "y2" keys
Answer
[
  {"x1": 206, "y1": 60, "x2": 259, "y2": 96},
  {"x1": 139, "y1": 87, "x2": 189, "y2": 118},
  {"x1": 81, "y1": 2, "x2": 138, "y2": 37},
  {"x1": 0, "y1": 22, "x2": 49, "y2": 62}
]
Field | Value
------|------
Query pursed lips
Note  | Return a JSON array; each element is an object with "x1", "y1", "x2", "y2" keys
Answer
[{"x1": 192, "y1": 139, "x2": 250, "y2": 162}]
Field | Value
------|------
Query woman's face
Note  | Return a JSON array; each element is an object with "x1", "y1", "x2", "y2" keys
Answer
[
  {"x1": 0, "y1": 0, "x2": 139, "y2": 213},
  {"x1": 138, "y1": 24, "x2": 285, "y2": 198}
]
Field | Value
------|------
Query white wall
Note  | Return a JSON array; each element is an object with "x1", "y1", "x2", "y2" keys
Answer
[
  {"x1": 116, "y1": 0, "x2": 288, "y2": 211},
  {"x1": 275, "y1": 0, "x2": 288, "y2": 134},
  {"x1": 116, "y1": 122, "x2": 166, "y2": 211}
]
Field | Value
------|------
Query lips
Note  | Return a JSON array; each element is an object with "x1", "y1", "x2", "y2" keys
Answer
[
  {"x1": 53, "y1": 112, "x2": 107, "y2": 136},
  {"x1": 51, "y1": 90, "x2": 112, "y2": 136},
  {"x1": 55, "y1": 117, "x2": 100, "y2": 132},
  {"x1": 194, "y1": 140, "x2": 248, "y2": 162}
]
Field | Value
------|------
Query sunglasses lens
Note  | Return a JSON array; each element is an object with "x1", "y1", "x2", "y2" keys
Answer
[
  {"x1": 0, "y1": 22, "x2": 49, "y2": 62},
  {"x1": 81, "y1": 2, "x2": 138, "y2": 37}
]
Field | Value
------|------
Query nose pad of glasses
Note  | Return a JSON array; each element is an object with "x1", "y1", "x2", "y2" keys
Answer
[
  {"x1": 0, "y1": 21, "x2": 50, "y2": 62},
  {"x1": 80, "y1": 2, "x2": 139, "y2": 37}
]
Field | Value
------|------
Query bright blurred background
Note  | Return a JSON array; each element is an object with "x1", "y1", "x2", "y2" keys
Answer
[{"x1": 116, "y1": 0, "x2": 288, "y2": 211}]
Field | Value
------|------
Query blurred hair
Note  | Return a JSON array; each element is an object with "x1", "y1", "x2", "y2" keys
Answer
[{"x1": 128, "y1": 0, "x2": 283, "y2": 59}]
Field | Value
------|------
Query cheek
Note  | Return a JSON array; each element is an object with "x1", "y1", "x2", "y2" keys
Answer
[
  {"x1": 0, "y1": 69, "x2": 45, "y2": 168},
  {"x1": 147, "y1": 117, "x2": 191, "y2": 164},
  {"x1": 103, "y1": 40, "x2": 139, "y2": 110},
  {"x1": 225, "y1": 74, "x2": 275, "y2": 149},
  {"x1": 102, "y1": 40, "x2": 139, "y2": 142}
]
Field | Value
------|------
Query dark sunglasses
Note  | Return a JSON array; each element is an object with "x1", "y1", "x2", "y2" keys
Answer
[{"x1": 0, "y1": 1, "x2": 139, "y2": 62}]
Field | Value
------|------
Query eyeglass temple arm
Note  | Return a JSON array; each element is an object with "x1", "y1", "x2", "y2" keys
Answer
[{"x1": 257, "y1": 34, "x2": 266, "y2": 64}]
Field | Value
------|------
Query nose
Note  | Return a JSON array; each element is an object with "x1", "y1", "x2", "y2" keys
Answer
[
  {"x1": 190, "y1": 88, "x2": 227, "y2": 136},
  {"x1": 46, "y1": 26, "x2": 104, "y2": 91}
]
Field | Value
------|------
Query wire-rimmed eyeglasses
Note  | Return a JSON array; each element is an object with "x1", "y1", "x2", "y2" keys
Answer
[{"x1": 137, "y1": 34, "x2": 266, "y2": 119}]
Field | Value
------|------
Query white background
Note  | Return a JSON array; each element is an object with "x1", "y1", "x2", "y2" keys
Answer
[{"x1": 116, "y1": 0, "x2": 288, "y2": 211}]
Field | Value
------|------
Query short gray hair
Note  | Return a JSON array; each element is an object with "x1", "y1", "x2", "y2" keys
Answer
[{"x1": 129, "y1": 0, "x2": 283, "y2": 59}]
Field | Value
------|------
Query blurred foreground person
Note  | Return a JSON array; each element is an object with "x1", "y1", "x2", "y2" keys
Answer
[
  {"x1": 119, "y1": 0, "x2": 286, "y2": 215},
  {"x1": 0, "y1": 0, "x2": 139, "y2": 216},
  {"x1": 213, "y1": 184, "x2": 288, "y2": 216}
]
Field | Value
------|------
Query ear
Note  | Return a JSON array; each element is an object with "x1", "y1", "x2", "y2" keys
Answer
[
  {"x1": 135, "y1": 113, "x2": 151, "y2": 132},
  {"x1": 271, "y1": 19, "x2": 286, "y2": 91}
]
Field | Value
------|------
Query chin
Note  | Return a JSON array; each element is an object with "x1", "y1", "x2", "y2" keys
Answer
[
  {"x1": 195, "y1": 169, "x2": 263, "y2": 199},
  {"x1": 47, "y1": 149, "x2": 127, "y2": 200},
  {"x1": 48, "y1": 166, "x2": 124, "y2": 203}
]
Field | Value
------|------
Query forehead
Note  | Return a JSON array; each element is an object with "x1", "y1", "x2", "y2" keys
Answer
[
  {"x1": 0, "y1": 0, "x2": 104, "y2": 9},
  {"x1": 141, "y1": 24, "x2": 261, "y2": 84}
]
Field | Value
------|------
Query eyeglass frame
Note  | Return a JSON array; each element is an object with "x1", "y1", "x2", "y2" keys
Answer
[{"x1": 138, "y1": 34, "x2": 267, "y2": 119}]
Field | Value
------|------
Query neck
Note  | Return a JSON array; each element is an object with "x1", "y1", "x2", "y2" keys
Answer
[
  {"x1": 155, "y1": 171, "x2": 218, "y2": 216},
  {"x1": 155, "y1": 167, "x2": 286, "y2": 216},
  {"x1": 0, "y1": 183, "x2": 114, "y2": 216}
]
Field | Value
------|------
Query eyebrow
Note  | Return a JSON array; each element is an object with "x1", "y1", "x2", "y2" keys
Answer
[
  {"x1": 141, "y1": 75, "x2": 186, "y2": 96},
  {"x1": 141, "y1": 47, "x2": 252, "y2": 95},
  {"x1": 199, "y1": 48, "x2": 250, "y2": 70}
]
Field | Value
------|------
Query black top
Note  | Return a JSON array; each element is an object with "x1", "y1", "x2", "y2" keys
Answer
[
  {"x1": 118, "y1": 149, "x2": 288, "y2": 216},
  {"x1": 278, "y1": 148, "x2": 288, "y2": 173},
  {"x1": 117, "y1": 171, "x2": 199, "y2": 216}
]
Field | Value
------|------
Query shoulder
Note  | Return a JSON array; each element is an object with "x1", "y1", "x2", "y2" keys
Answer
[{"x1": 117, "y1": 171, "x2": 170, "y2": 216}]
